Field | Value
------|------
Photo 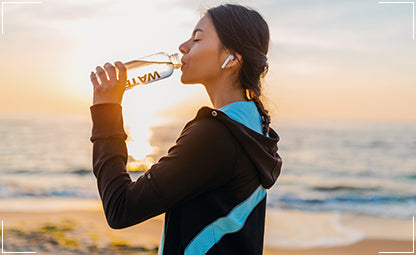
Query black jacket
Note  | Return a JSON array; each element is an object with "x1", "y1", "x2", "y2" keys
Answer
[{"x1": 90, "y1": 103, "x2": 282, "y2": 254}]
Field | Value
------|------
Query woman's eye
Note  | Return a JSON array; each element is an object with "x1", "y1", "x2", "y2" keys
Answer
[{"x1": 193, "y1": 39, "x2": 200, "y2": 42}]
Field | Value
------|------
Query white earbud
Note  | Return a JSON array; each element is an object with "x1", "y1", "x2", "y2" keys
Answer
[{"x1": 221, "y1": 54, "x2": 234, "y2": 69}]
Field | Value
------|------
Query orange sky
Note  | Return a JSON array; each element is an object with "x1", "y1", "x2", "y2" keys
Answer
[{"x1": 0, "y1": 0, "x2": 415, "y2": 122}]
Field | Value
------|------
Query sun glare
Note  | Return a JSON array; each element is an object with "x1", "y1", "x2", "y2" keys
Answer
[
  {"x1": 123, "y1": 98, "x2": 160, "y2": 171},
  {"x1": 121, "y1": 79, "x2": 188, "y2": 171}
]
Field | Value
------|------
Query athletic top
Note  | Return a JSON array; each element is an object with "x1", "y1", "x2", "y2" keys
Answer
[
  {"x1": 219, "y1": 100, "x2": 263, "y2": 134},
  {"x1": 90, "y1": 102, "x2": 282, "y2": 254}
]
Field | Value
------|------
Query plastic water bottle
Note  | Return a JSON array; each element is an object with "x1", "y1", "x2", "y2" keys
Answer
[{"x1": 124, "y1": 52, "x2": 181, "y2": 90}]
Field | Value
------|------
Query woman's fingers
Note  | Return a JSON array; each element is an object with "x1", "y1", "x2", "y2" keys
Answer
[
  {"x1": 90, "y1": 61, "x2": 126, "y2": 105},
  {"x1": 115, "y1": 61, "x2": 127, "y2": 83},
  {"x1": 92, "y1": 63, "x2": 124, "y2": 89},
  {"x1": 90, "y1": 61, "x2": 127, "y2": 104},
  {"x1": 95, "y1": 66, "x2": 108, "y2": 87},
  {"x1": 90, "y1": 71, "x2": 100, "y2": 89},
  {"x1": 104, "y1": 62, "x2": 117, "y2": 84}
]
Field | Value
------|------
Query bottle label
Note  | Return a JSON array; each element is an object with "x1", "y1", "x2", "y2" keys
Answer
[{"x1": 126, "y1": 71, "x2": 162, "y2": 89}]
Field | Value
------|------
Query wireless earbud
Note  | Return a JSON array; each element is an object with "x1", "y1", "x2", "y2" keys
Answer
[{"x1": 221, "y1": 54, "x2": 235, "y2": 69}]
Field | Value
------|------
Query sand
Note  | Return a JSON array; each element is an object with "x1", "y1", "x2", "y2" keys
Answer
[{"x1": 0, "y1": 198, "x2": 413, "y2": 254}]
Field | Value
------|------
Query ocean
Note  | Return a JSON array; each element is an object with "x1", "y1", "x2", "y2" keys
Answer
[{"x1": 1, "y1": 114, "x2": 415, "y2": 220}]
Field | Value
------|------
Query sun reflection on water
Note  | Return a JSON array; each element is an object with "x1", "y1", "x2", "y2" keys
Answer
[
  {"x1": 122, "y1": 97, "x2": 162, "y2": 172},
  {"x1": 124, "y1": 118, "x2": 155, "y2": 171}
]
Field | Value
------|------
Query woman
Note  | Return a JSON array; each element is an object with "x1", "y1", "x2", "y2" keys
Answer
[{"x1": 90, "y1": 4, "x2": 282, "y2": 255}]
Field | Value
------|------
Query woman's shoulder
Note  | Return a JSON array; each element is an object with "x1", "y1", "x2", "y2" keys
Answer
[
  {"x1": 181, "y1": 106, "x2": 232, "y2": 137},
  {"x1": 170, "y1": 107, "x2": 237, "y2": 162}
]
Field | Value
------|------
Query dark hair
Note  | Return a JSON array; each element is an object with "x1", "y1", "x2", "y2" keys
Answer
[{"x1": 207, "y1": 4, "x2": 271, "y2": 135}]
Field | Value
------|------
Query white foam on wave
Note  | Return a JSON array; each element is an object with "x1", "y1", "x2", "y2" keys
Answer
[
  {"x1": 0, "y1": 197, "x2": 102, "y2": 212},
  {"x1": 264, "y1": 209, "x2": 365, "y2": 249}
]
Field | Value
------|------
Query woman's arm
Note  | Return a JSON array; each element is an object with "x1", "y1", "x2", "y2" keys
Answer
[
  {"x1": 90, "y1": 62, "x2": 236, "y2": 229},
  {"x1": 90, "y1": 104, "x2": 236, "y2": 229}
]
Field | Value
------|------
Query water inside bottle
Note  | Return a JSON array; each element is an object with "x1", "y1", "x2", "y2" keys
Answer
[{"x1": 124, "y1": 53, "x2": 181, "y2": 89}]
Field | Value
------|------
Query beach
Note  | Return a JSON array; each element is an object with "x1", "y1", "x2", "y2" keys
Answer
[
  {"x1": 1, "y1": 116, "x2": 414, "y2": 254},
  {"x1": 1, "y1": 198, "x2": 413, "y2": 254}
]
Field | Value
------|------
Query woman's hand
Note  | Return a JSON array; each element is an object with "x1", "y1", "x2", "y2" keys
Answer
[{"x1": 90, "y1": 61, "x2": 127, "y2": 105}]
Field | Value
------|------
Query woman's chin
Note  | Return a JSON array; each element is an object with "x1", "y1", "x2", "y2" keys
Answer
[{"x1": 180, "y1": 76, "x2": 198, "y2": 85}]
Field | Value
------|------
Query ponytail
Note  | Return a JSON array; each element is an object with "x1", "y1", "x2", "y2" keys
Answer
[
  {"x1": 252, "y1": 96, "x2": 270, "y2": 135},
  {"x1": 245, "y1": 89, "x2": 270, "y2": 136}
]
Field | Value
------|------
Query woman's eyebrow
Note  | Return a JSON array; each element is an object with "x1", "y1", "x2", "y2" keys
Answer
[{"x1": 192, "y1": 28, "x2": 204, "y2": 36}]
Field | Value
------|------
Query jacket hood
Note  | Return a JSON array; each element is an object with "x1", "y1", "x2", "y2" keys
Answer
[{"x1": 195, "y1": 107, "x2": 282, "y2": 189}]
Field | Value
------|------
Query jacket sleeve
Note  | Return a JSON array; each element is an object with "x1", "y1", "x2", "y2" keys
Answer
[{"x1": 90, "y1": 103, "x2": 236, "y2": 229}]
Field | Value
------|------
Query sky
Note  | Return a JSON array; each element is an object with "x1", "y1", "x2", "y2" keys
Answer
[{"x1": 0, "y1": 0, "x2": 415, "y2": 122}]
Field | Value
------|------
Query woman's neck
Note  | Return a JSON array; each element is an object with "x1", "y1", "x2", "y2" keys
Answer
[{"x1": 204, "y1": 77, "x2": 247, "y2": 109}]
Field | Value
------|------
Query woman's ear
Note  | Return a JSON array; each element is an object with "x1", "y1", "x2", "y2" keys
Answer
[{"x1": 221, "y1": 52, "x2": 242, "y2": 69}]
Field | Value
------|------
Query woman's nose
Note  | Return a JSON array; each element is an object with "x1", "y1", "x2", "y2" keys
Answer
[{"x1": 179, "y1": 40, "x2": 189, "y2": 55}]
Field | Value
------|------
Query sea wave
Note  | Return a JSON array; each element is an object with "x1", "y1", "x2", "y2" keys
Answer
[
  {"x1": 311, "y1": 185, "x2": 380, "y2": 192},
  {"x1": 268, "y1": 192, "x2": 416, "y2": 219},
  {"x1": 0, "y1": 183, "x2": 99, "y2": 199},
  {"x1": 3, "y1": 168, "x2": 145, "y2": 176},
  {"x1": 275, "y1": 193, "x2": 416, "y2": 204}
]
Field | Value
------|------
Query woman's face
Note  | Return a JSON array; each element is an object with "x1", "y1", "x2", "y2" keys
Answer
[{"x1": 179, "y1": 15, "x2": 226, "y2": 85}]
